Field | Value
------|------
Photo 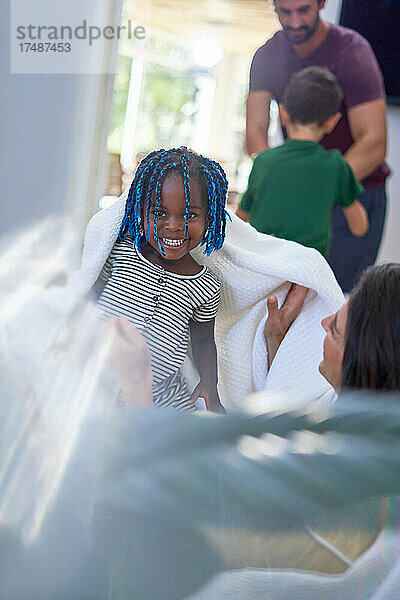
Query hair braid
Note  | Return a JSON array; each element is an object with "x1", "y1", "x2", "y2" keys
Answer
[
  {"x1": 119, "y1": 146, "x2": 229, "y2": 256},
  {"x1": 151, "y1": 162, "x2": 178, "y2": 254},
  {"x1": 180, "y1": 153, "x2": 191, "y2": 237},
  {"x1": 144, "y1": 151, "x2": 171, "y2": 245},
  {"x1": 198, "y1": 154, "x2": 229, "y2": 255}
]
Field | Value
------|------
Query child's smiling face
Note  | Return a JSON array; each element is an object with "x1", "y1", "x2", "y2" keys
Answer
[{"x1": 144, "y1": 171, "x2": 207, "y2": 262}]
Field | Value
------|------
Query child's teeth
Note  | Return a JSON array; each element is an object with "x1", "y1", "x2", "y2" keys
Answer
[{"x1": 163, "y1": 238, "x2": 185, "y2": 247}]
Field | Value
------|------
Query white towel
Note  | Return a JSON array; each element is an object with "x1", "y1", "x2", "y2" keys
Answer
[
  {"x1": 63, "y1": 191, "x2": 344, "y2": 410},
  {"x1": 187, "y1": 526, "x2": 400, "y2": 600}
]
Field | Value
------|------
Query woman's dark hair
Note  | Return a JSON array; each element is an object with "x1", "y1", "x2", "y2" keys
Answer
[
  {"x1": 282, "y1": 66, "x2": 343, "y2": 127},
  {"x1": 119, "y1": 147, "x2": 229, "y2": 257},
  {"x1": 342, "y1": 263, "x2": 400, "y2": 390}
]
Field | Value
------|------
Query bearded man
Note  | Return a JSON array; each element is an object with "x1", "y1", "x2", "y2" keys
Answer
[{"x1": 245, "y1": 0, "x2": 389, "y2": 292}]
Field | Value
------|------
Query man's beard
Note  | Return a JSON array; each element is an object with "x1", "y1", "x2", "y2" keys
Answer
[{"x1": 283, "y1": 14, "x2": 320, "y2": 46}]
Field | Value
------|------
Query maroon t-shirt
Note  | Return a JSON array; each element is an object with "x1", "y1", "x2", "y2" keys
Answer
[{"x1": 249, "y1": 24, "x2": 389, "y2": 188}]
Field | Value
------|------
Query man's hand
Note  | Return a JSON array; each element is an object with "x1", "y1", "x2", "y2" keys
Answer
[
  {"x1": 189, "y1": 380, "x2": 225, "y2": 414},
  {"x1": 265, "y1": 283, "x2": 309, "y2": 368}
]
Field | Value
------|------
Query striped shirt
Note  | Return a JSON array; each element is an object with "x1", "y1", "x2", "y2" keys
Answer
[{"x1": 97, "y1": 237, "x2": 220, "y2": 410}]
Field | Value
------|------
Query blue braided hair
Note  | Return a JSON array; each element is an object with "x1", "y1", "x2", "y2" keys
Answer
[{"x1": 119, "y1": 147, "x2": 229, "y2": 256}]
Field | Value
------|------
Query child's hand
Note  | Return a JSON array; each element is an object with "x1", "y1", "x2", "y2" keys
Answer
[{"x1": 189, "y1": 381, "x2": 225, "y2": 414}]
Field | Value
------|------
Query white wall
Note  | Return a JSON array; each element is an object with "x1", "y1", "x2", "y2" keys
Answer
[
  {"x1": 1, "y1": 0, "x2": 121, "y2": 261},
  {"x1": 378, "y1": 107, "x2": 400, "y2": 262},
  {"x1": 321, "y1": 0, "x2": 342, "y2": 24},
  {"x1": 1, "y1": 20, "x2": 76, "y2": 236}
]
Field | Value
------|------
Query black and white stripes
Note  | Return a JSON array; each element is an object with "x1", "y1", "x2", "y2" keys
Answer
[{"x1": 97, "y1": 237, "x2": 220, "y2": 410}]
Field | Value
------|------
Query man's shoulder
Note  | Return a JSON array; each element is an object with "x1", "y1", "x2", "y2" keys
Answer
[
  {"x1": 255, "y1": 25, "x2": 370, "y2": 56},
  {"x1": 325, "y1": 23, "x2": 385, "y2": 111},
  {"x1": 253, "y1": 30, "x2": 288, "y2": 59},
  {"x1": 250, "y1": 31, "x2": 291, "y2": 93},
  {"x1": 329, "y1": 24, "x2": 373, "y2": 53}
]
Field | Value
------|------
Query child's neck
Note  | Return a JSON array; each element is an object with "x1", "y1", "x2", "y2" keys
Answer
[
  {"x1": 286, "y1": 123, "x2": 324, "y2": 144},
  {"x1": 141, "y1": 243, "x2": 203, "y2": 276}
]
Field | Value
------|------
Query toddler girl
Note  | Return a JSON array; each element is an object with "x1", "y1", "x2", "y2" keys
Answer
[{"x1": 96, "y1": 147, "x2": 228, "y2": 413}]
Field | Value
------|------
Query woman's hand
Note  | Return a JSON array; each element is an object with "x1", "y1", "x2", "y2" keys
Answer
[{"x1": 265, "y1": 283, "x2": 309, "y2": 368}]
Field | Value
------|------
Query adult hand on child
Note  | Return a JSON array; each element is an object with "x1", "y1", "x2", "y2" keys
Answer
[
  {"x1": 189, "y1": 381, "x2": 226, "y2": 414},
  {"x1": 265, "y1": 283, "x2": 309, "y2": 368},
  {"x1": 103, "y1": 317, "x2": 153, "y2": 407}
]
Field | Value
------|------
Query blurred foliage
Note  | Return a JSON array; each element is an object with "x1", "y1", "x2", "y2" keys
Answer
[
  {"x1": 107, "y1": 55, "x2": 132, "y2": 155},
  {"x1": 136, "y1": 65, "x2": 198, "y2": 152},
  {"x1": 107, "y1": 38, "x2": 198, "y2": 156},
  {"x1": 143, "y1": 66, "x2": 196, "y2": 113}
]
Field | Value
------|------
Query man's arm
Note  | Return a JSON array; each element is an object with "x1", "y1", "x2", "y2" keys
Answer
[
  {"x1": 344, "y1": 98, "x2": 387, "y2": 182},
  {"x1": 235, "y1": 207, "x2": 250, "y2": 222},
  {"x1": 246, "y1": 91, "x2": 272, "y2": 156}
]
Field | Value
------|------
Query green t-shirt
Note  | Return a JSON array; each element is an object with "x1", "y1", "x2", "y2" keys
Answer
[{"x1": 240, "y1": 140, "x2": 364, "y2": 257}]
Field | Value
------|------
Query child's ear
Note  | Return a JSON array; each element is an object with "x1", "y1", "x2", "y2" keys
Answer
[
  {"x1": 279, "y1": 104, "x2": 289, "y2": 128},
  {"x1": 323, "y1": 112, "x2": 341, "y2": 135}
]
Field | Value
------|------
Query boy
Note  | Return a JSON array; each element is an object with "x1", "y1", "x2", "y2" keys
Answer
[{"x1": 237, "y1": 67, "x2": 368, "y2": 258}]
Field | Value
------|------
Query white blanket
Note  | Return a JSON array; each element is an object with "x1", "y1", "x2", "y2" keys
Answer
[
  {"x1": 187, "y1": 526, "x2": 400, "y2": 600},
  {"x1": 64, "y1": 191, "x2": 344, "y2": 410}
]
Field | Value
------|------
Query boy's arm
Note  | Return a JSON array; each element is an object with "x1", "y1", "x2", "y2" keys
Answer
[
  {"x1": 189, "y1": 319, "x2": 225, "y2": 414},
  {"x1": 342, "y1": 201, "x2": 369, "y2": 237},
  {"x1": 336, "y1": 157, "x2": 368, "y2": 237}
]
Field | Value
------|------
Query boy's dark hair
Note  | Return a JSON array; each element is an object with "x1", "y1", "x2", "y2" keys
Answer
[
  {"x1": 282, "y1": 66, "x2": 343, "y2": 127},
  {"x1": 120, "y1": 147, "x2": 229, "y2": 256}
]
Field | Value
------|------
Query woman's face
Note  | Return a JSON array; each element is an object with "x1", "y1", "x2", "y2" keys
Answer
[{"x1": 319, "y1": 301, "x2": 348, "y2": 390}]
